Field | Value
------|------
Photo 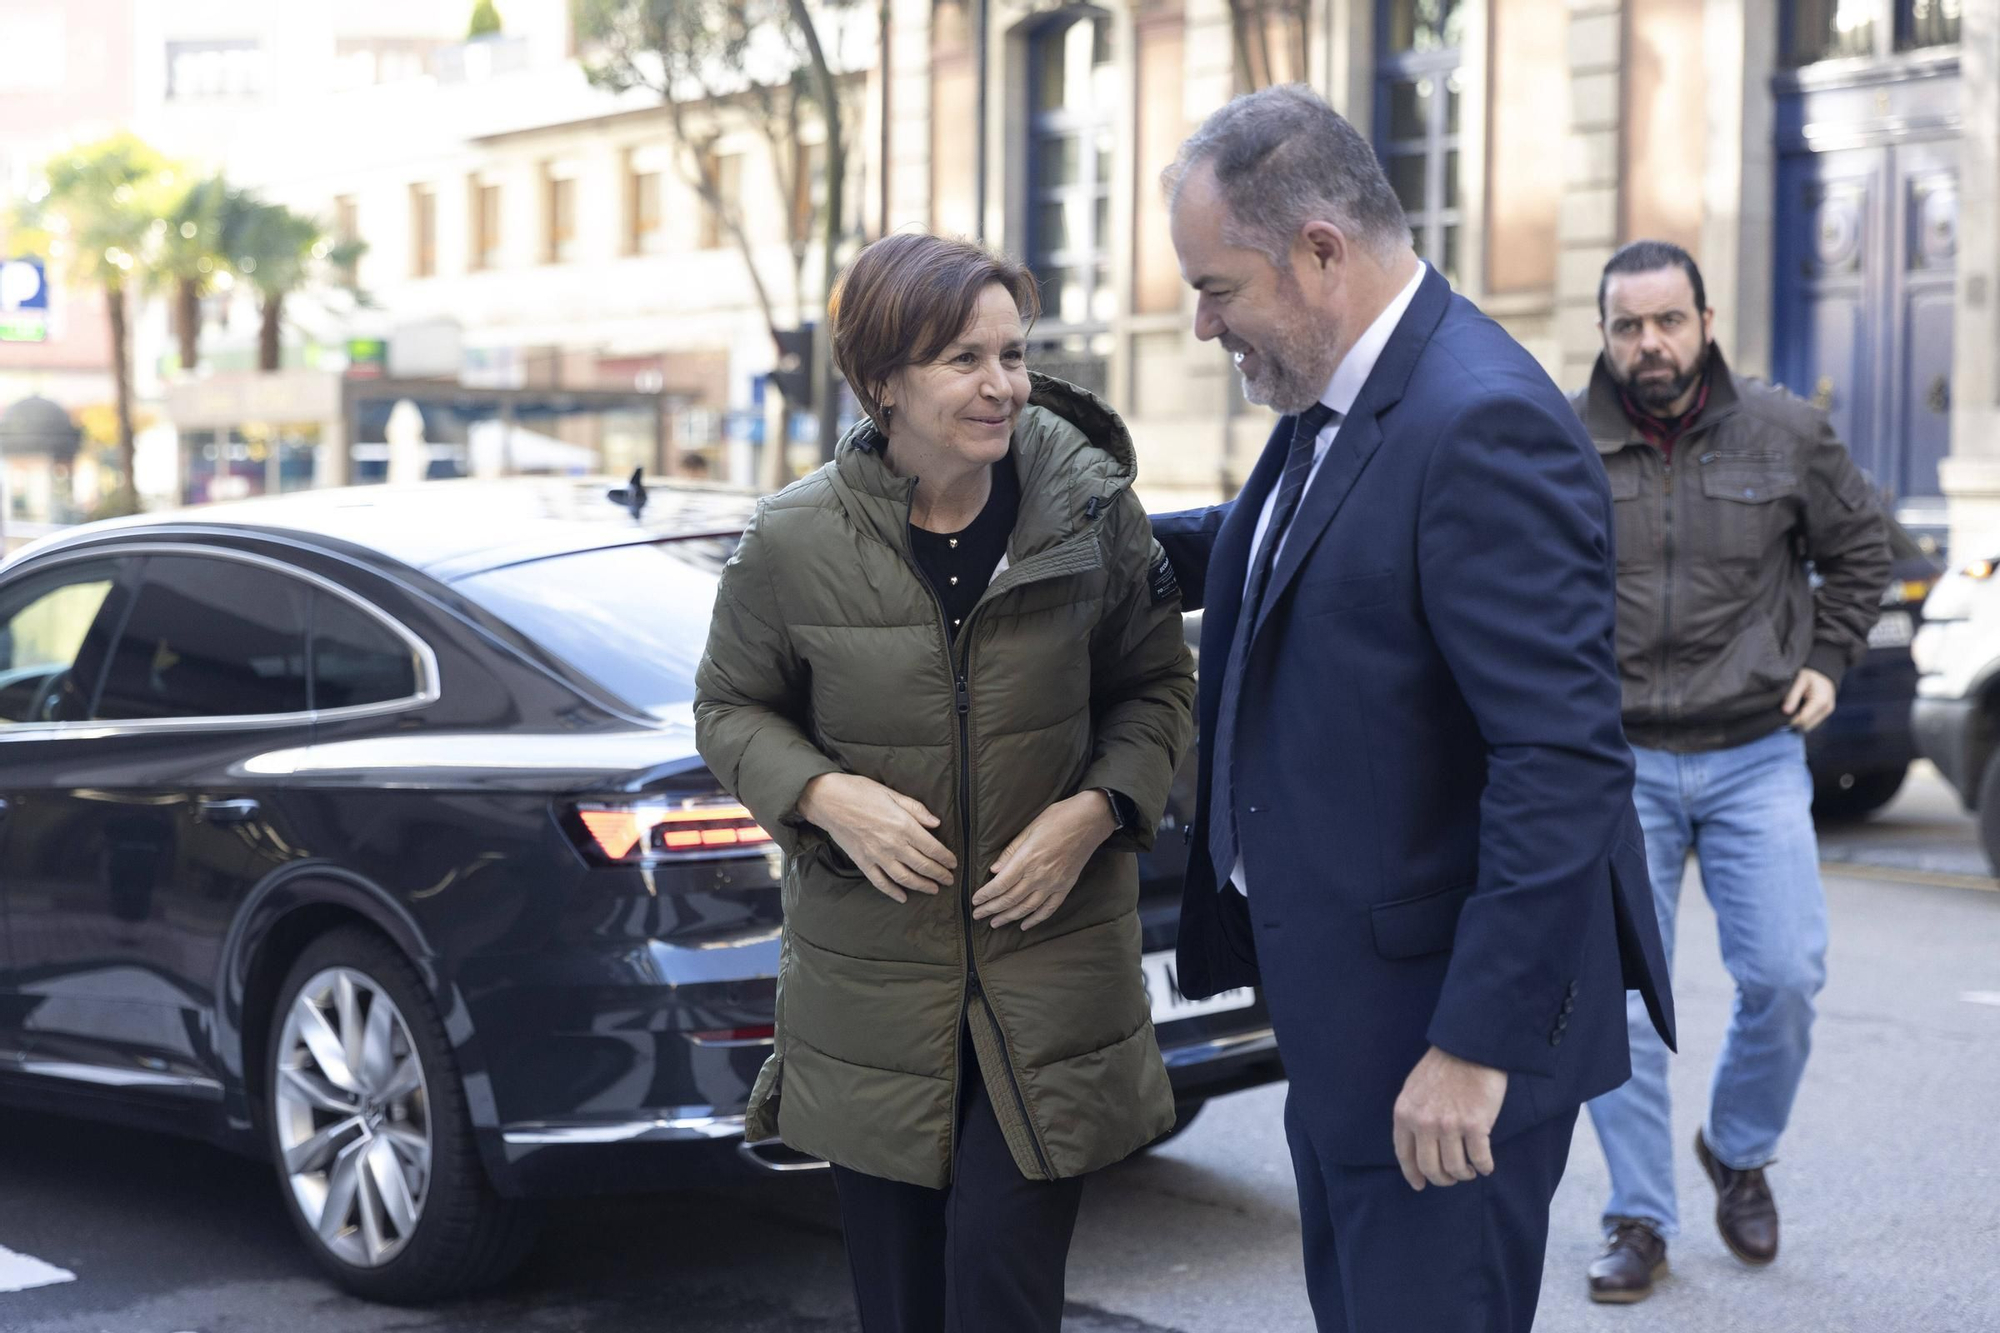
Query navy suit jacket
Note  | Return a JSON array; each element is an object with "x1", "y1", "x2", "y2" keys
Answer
[{"x1": 1153, "y1": 268, "x2": 1675, "y2": 1165}]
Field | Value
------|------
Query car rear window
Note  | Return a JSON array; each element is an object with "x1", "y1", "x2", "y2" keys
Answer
[{"x1": 456, "y1": 537, "x2": 737, "y2": 718}]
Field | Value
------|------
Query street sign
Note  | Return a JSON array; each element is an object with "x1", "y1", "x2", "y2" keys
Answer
[
  {"x1": 346, "y1": 336, "x2": 387, "y2": 378},
  {"x1": 0, "y1": 258, "x2": 49, "y2": 343}
]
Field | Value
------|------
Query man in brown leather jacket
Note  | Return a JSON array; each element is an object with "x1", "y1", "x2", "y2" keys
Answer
[{"x1": 1568, "y1": 241, "x2": 1889, "y2": 1304}]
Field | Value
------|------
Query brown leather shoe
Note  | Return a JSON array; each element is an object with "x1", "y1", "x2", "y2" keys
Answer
[
  {"x1": 1695, "y1": 1129, "x2": 1779, "y2": 1265},
  {"x1": 1588, "y1": 1217, "x2": 1669, "y2": 1304}
]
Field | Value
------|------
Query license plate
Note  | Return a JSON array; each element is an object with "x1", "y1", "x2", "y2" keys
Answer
[
  {"x1": 1868, "y1": 610, "x2": 1913, "y2": 649},
  {"x1": 1141, "y1": 949, "x2": 1254, "y2": 1025}
]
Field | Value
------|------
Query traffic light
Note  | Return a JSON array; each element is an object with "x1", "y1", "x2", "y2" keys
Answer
[{"x1": 772, "y1": 326, "x2": 815, "y2": 408}]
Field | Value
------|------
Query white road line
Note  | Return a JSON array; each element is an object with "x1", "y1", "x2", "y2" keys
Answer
[
  {"x1": 0, "y1": 1244, "x2": 75, "y2": 1293},
  {"x1": 1960, "y1": 991, "x2": 2000, "y2": 1007}
]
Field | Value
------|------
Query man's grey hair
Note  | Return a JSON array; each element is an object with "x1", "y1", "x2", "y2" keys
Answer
[{"x1": 1163, "y1": 85, "x2": 1410, "y2": 271}]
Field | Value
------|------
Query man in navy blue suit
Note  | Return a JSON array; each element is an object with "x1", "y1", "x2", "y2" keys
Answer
[{"x1": 1150, "y1": 88, "x2": 1676, "y2": 1332}]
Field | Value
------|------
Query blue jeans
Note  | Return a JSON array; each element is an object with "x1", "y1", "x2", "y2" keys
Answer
[{"x1": 1586, "y1": 727, "x2": 1829, "y2": 1237}]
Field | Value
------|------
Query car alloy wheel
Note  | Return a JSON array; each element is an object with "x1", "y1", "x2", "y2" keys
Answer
[{"x1": 274, "y1": 966, "x2": 433, "y2": 1269}]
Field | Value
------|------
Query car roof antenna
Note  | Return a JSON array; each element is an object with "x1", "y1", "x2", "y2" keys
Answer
[{"x1": 607, "y1": 467, "x2": 648, "y2": 520}]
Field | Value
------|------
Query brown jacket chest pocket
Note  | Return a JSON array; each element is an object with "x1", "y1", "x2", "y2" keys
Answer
[
  {"x1": 1698, "y1": 455, "x2": 1799, "y2": 562},
  {"x1": 1604, "y1": 457, "x2": 1650, "y2": 569}
]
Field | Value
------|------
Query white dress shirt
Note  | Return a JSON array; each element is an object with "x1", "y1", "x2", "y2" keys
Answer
[{"x1": 1230, "y1": 261, "x2": 1427, "y2": 896}]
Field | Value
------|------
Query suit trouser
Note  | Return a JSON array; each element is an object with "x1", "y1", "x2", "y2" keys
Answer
[
  {"x1": 829, "y1": 1031, "x2": 1086, "y2": 1333},
  {"x1": 1285, "y1": 1090, "x2": 1580, "y2": 1333}
]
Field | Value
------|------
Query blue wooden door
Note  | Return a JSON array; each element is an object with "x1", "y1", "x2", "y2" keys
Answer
[
  {"x1": 1889, "y1": 141, "x2": 1958, "y2": 502},
  {"x1": 1775, "y1": 147, "x2": 1882, "y2": 475},
  {"x1": 1775, "y1": 99, "x2": 1958, "y2": 503}
]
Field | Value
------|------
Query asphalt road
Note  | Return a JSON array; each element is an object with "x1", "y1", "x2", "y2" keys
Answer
[{"x1": 2, "y1": 767, "x2": 1995, "y2": 1333}]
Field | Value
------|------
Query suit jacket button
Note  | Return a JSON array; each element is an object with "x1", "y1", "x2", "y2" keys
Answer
[
  {"x1": 1550, "y1": 1032, "x2": 1564, "y2": 1047},
  {"x1": 1562, "y1": 998, "x2": 1575, "y2": 1015}
]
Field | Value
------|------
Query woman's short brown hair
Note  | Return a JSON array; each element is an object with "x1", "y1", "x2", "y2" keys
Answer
[{"x1": 828, "y1": 232, "x2": 1042, "y2": 433}]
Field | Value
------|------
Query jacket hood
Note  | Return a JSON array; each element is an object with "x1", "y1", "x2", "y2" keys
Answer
[{"x1": 826, "y1": 372, "x2": 1137, "y2": 556}]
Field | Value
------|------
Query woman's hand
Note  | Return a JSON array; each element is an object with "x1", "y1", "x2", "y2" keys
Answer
[
  {"x1": 972, "y1": 792, "x2": 1118, "y2": 930},
  {"x1": 798, "y1": 773, "x2": 958, "y2": 903}
]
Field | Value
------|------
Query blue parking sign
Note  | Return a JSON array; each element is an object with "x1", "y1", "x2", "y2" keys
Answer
[{"x1": 1, "y1": 258, "x2": 49, "y2": 342}]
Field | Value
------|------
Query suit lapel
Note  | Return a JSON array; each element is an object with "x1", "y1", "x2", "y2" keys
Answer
[
  {"x1": 1198, "y1": 418, "x2": 1290, "y2": 731},
  {"x1": 1249, "y1": 266, "x2": 1454, "y2": 643},
  {"x1": 1250, "y1": 410, "x2": 1385, "y2": 642}
]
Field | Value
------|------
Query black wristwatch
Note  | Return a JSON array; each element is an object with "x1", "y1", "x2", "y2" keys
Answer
[{"x1": 1094, "y1": 788, "x2": 1141, "y2": 831}]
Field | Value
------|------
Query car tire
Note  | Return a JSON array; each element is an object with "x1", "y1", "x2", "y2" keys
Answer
[
  {"x1": 1812, "y1": 766, "x2": 1908, "y2": 823},
  {"x1": 1145, "y1": 1098, "x2": 1208, "y2": 1151},
  {"x1": 265, "y1": 926, "x2": 538, "y2": 1303},
  {"x1": 1978, "y1": 751, "x2": 2000, "y2": 876}
]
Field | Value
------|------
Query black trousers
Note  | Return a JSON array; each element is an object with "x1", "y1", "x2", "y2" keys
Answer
[
  {"x1": 1286, "y1": 1091, "x2": 1580, "y2": 1333},
  {"x1": 830, "y1": 1035, "x2": 1086, "y2": 1333}
]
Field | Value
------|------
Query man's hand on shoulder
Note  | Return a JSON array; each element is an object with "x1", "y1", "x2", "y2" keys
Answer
[{"x1": 1392, "y1": 1046, "x2": 1509, "y2": 1191}]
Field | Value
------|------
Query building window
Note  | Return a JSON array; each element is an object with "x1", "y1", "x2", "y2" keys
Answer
[
  {"x1": 698, "y1": 152, "x2": 742, "y2": 251},
  {"x1": 409, "y1": 184, "x2": 437, "y2": 278},
  {"x1": 472, "y1": 182, "x2": 502, "y2": 270},
  {"x1": 166, "y1": 40, "x2": 265, "y2": 100},
  {"x1": 1787, "y1": 0, "x2": 1959, "y2": 63},
  {"x1": 1899, "y1": 0, "x2": 1960, "y2": 50},
  {"x1": 1787, "y1": 0, "x2": 1878, "y2": 60},
  {"x1": 545, "y1": 172, "x2": 577, "y2": 264},
  {"x1": 334, "y1": 196, "x2": 359, "y2": 283},
  {"x1": 1375, "y1": 0, "x2": 1465, "y2": 287},
  {"x1": 1027, "y1": 12, "x2": 1116, "y2": 330},
  {"x1": 630, "y1": 168, "x2": 665, "y2": 254}
]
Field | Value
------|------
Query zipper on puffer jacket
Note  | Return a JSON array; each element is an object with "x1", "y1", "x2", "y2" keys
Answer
[{"x1": 898, "y1": 546, "x2": 1057, "y2": 1181}]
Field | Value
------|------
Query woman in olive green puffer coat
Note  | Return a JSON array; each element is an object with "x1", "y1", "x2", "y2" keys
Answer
[{"x1": 694, "y1": 233, "x2": 1194, "y2": 1331}]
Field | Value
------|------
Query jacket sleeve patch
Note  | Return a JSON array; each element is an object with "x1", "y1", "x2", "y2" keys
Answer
[{"x1": 1148, "y1": 548, "x2": 1181, "y2": 606}]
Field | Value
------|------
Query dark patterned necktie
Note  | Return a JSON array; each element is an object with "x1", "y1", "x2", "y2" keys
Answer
[{"x1": 1206, "y1": 401, "x2": 1341, "y2": 891}]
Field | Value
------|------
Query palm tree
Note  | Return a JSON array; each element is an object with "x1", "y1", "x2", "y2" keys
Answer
[
  {"x1": 15, "y1": 134, "x2": 167, "y2": 513},
  {"x1": 226, "y1": 197, "x2": 367, "y2": 372},
  {"x1": 148, "y1": 172, "x2": 238, "y2": 375}
]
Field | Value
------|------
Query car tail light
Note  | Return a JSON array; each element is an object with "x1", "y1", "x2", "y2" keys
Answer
[
  {"x1": 688, "y1": 1025, "x2": 776, "y2": 1046},
  {"x1": 567, "y1": 796, "x2": 774, "y2": 864}
]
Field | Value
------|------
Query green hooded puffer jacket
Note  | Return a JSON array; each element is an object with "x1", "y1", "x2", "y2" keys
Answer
[{"x1": 694, "y1": 374, "x2": 1196, "y2": 1187}]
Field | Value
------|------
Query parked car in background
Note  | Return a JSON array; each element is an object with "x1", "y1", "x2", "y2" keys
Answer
[
  {"x1": 1911, "y1": 524, "x2": 2000, "y2": 870},
  {"x1": 1807, "y1": 516, "x2": 1941, "y2": 821},
  {"x1": 0, "y1": 478, "x2": 1282, "y2": 1303}
]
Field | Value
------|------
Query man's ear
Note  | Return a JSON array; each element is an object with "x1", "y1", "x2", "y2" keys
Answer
[
  {"x1": 1298, "y1": 219, "x2": 1349, "y2": 275},
  {"x1": 1701, "y1": 307, "x2": 1716, "y2": 343}
]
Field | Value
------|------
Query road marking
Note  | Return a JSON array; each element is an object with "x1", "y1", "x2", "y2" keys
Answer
[
  {"x1": 0, "y1": 1244, "x2": 75, "y2": 1292},
  {"x1": 1961, "y1": 991, "x2": 2000, "y2": 1008},
  {"x1": 1819, "y1": 860, "x2": 2000, "y2": 893}
]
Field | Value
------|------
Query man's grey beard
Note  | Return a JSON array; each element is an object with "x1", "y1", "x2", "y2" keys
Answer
[
  {"x1": 1239, "y1": 355, "x2": 1327, "y2": 415},
  {"x1": 1236, "y1": 314, "x2": 1338, "y2": 415}
]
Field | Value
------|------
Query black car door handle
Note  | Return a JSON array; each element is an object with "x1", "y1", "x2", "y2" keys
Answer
[{"x1": 195, "y1": 796, "x2": 261, "y2": 825}]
